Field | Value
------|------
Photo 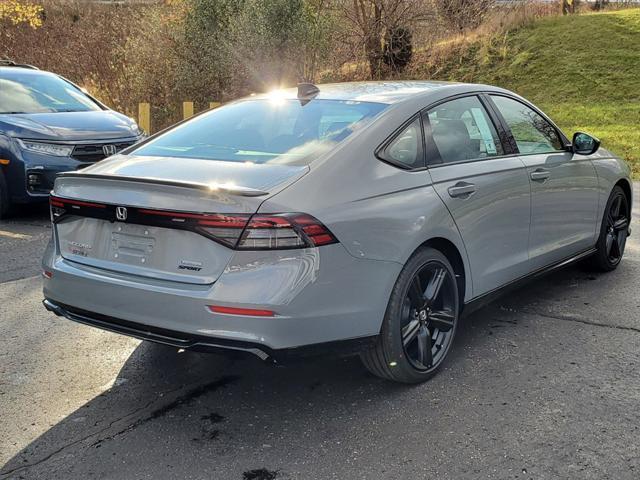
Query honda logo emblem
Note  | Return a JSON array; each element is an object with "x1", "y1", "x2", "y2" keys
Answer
[
  {"x1": 102, "y1": 144, "x2": 117, "y2": 157},
  {"x1": 115, "y1": 206, "x2": 127, "y2": 221}
]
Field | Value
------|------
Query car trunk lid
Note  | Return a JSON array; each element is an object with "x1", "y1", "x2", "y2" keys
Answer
[{"x1": 52, "y1": 155, "x2": 308, "y2": 284}]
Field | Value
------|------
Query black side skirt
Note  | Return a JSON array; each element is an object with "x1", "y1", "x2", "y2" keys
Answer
[{"x1": 461, "y1": 247, "x2": 597, "y2": 317}]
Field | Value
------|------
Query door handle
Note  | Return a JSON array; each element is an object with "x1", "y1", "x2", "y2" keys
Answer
[
  {"x1": 530, "y1": 168, "x2": 551, "y2": 182},
  {"x1": 448, "y1": 182, "x2": 476, "y2": 198}
]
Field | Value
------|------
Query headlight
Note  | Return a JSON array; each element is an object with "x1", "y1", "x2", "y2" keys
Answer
[
  {"x1": 129, "y1": 119, "x2": 145, "y2": 137},
  {"x1": 17, "y1": 139, "x2": 74, "y2": 157}
]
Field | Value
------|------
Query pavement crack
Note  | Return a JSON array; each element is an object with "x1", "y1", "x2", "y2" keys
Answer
[
  {"x1": 500, "y1": 305, "x2": 640, "y2": 334},
  {"x1": 0, "y1": 376, "x2": 238, "y2": 478},
  {"x1": 90, "y1": 374, "x2": 239, "y2": 446}
]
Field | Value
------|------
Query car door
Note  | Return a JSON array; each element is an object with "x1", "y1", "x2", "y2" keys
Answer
[
  {"x1": 425, "y1": 95, "x2": 531, "y2": 298},
  {"x1": 488, "y1": 94, "x2": 599, "y2": 270}
]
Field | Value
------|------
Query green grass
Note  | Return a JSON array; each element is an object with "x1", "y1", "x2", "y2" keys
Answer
[{"x1": 419, "y1": 9, "x2": 640, "y2": 177}]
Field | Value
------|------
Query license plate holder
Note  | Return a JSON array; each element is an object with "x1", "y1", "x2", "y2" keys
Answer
[{"x1": 110, "y1": 224, "x2": 156, "y2": 264}]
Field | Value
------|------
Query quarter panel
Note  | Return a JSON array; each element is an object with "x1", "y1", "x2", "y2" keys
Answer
[{"x1": 261, "y1": 156, "x2": 474, "y2": 301}]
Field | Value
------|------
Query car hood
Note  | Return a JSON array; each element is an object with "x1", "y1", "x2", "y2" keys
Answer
[{"x1": 0, "y1": 110, "x2": 139, "y2": 141}]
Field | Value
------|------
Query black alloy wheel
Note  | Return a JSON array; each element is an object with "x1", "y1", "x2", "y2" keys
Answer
[
  {"x1": 590, "y1": 185, "x2": 630, "y2": 271},
  {"x1": 604, "y1": 190, "x2": 629, "y2": 264},
  {"x1": 361, "y1": 247, "x2": 460, "y2": 384},
  {"x1": 400, "y1": 262, "x2": 456, "y2": 371}
]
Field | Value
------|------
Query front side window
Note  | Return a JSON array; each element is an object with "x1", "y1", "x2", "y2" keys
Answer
[
  {"x1": 490, "y1": 95, "x2": 563, "y2": 154},
  {"x1": 425, "y1": 96, "x2": 503, "y2": 164},
  {"x1": 0, "y1": 72, "x2": 101, "y2": 114},
  {"x1": 133, "y1": 99, "x2": 387, "y2": 166}
]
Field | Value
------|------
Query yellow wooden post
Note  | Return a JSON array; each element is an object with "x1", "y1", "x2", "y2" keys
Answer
[
  {"x1": 138, "y1": 103, "x2": 151, "y2": 134},
  {"x1": 183, "y1": 101, "x2": 194, "y2": 119},
  {"x1": 209, "y1": 102, "x2": 220, "y2": 110}
]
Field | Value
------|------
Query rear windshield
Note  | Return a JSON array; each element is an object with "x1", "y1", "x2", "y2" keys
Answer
[
  {"x1": 132, "y1": 98, "x2": 388, "y2": 165},
  {"x1": 0, "y1": 71, "x2": 101, "y2": 114}
]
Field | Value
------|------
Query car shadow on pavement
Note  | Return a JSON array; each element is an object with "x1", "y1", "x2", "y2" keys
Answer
[
  {"x1": 0, "y1": 336, "x2": 412, "y2": 478},
  {"x1": 0, "y1": 261, "x2": 634, "y2": 479}
]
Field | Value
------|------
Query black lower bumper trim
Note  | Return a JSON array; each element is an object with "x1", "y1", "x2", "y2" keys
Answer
[{"x1": 43, "y1": 298, "x2": 376, "y2": 363}]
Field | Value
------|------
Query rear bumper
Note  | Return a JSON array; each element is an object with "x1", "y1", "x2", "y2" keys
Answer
[
  {"x1": 43, "y1": 298, "x2": 376, "y2": 362},
  {"x1": 42, "y1": 240, "x2": 401, "y2": 352}
]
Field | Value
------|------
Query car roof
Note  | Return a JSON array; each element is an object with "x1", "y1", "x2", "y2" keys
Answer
[{"x1": 250, "y1": 81, "x2": 507, "y2": 105}]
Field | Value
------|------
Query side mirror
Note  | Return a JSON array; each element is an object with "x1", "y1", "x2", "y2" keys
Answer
[{"x1": 572, "y1": 132, "x2": 600, "y2": 155}]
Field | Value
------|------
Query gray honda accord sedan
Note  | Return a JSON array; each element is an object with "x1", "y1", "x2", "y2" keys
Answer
[{"x1": 42, "y1": 81, "x2": 632, "y2": 383}]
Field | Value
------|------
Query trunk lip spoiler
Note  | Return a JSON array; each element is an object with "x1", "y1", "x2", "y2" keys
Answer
[{"x1": 56, "y1": 172, "x2": 269, "y2": 197}]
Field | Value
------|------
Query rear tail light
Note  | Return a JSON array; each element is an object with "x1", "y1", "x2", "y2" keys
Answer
[
  {"x1": 188, "y1": 213, "x2": 252, "y2": 248},
  {"x1": 50, "y1": 195, "x2": 337, "y2": 251},
  {"x1": 135, "y1": 209, "x2": 337, "y2": 249},
  {"x1": 235, "y1": 214, "x2": 337, "y2": 250}
]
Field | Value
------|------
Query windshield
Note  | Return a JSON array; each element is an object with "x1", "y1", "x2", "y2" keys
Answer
[
  {"x1": 132, "y1": 98, "x2": 388, "y2": 165},
  {"x1": 0, "y1": 71, "x2": 101, "y2": 114}
]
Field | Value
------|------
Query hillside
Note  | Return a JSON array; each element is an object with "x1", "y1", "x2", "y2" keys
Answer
[{"x1": 415, "y1": 8, "x2": 640, "y2": 177}]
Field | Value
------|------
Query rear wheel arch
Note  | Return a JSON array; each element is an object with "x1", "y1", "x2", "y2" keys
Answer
[{"x1": 416, "y1": 237, "x2": 467, "y2": 307}]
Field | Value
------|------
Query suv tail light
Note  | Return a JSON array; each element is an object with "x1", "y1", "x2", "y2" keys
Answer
[{"x1": 50, "y1": 195, "x2": 337, "y2": 250}]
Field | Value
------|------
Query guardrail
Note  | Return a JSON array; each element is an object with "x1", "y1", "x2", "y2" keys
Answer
[{"x1": 137, "y1": 101, "x2": 221, "y2": 134}]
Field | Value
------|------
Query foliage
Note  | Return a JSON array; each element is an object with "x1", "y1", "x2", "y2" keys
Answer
[
  {"x1": 175, "y1": 0, "x2": 336, "y2": 104},
  {"x1": 0, "y1": 1, "x2": 144, "y2": 111},
  {"x1": 438, "y1": 0, "x2": 494, "y2": 31},
  {"x1": 227, "y1": 0, "x2": 313, "y2": 90},
  {"x1": 2, "y1": 0, "x2": 636, "y2": 151},
  {"x1": 412, "y1": 8, "x2": 640, "y2": 177},
  {"x1": 0, "y1": 0, "x2": 43, "y2": 29},
  {"x1": 176, "y1": 0, "x2": 243, "y2": 102}
]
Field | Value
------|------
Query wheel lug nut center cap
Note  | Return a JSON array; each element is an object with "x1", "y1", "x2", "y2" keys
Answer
[{"x1": 419, "y1": 310, "x2": 428, "y2": 321}]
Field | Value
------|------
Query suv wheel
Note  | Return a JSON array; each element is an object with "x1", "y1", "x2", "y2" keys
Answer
[{"x1": 361, "y1": 247, "x2": 459, "y2": 384}]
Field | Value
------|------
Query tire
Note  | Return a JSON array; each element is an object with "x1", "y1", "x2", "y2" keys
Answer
[
  {"x1": 0, "y1": 172, "x2": 10, "y2": 219},
  {"x1": 588, "y1": 185, "x2": 630, "y2": 272},
  {"x1": 361, "y1": 247, "x2": 459, "y2": 384}
]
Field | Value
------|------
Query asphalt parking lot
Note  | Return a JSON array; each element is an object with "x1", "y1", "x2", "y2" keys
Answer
[{"x1": 1, "y1": 187, "x2": 640, "y2": 480}]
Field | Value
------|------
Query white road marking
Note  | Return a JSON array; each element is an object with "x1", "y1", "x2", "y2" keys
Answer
[{"x1": 0, "y1": 230, "x2": 31, "y2": 240}]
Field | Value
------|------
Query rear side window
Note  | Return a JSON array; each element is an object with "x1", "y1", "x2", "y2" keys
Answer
[
  {"x1": 424, "y1": 96, "x2": 503, "y2": 164},
  {"x1": 378, "y1": 117, "x2": 424, "y2": 169},
  {"x1": 490, "y1": 95, "x2": 563, "y2": 154}
]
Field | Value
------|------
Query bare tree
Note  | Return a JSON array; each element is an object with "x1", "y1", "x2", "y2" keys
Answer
[
  {"x1": 301, "y1": 0, "x2": 336, "y2": 82},
  {"x1": 438, "y1": 0, "x2": 495, "y2": 32},
  {"x1": 340, "y1": 0, "x2": 427, "y2": 78},
  {"x1": 592, "y1": 0, "x2": 609, "y2": 11}
]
